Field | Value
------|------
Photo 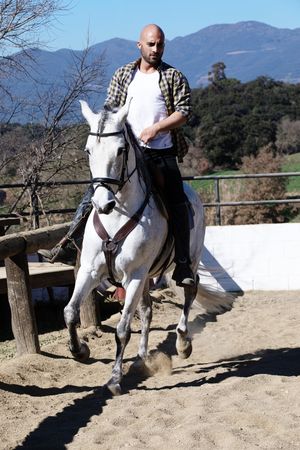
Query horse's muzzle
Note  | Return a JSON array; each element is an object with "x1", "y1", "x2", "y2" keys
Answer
[{"x1": 92, "y1": 198, "x2": 116, "y2": 215}]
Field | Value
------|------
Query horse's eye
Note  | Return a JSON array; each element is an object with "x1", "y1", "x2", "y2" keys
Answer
[
  {"x1": 84, "y1": 147, "x2": 91, "y2": 155},
  {"x1": 117, "y1": 147, "x2": 125, "y2": 156}
]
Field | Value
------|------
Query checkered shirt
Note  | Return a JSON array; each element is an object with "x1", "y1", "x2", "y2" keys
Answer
[{"x1": 105, "y1": 59, "x2": 191, "y2": 162}]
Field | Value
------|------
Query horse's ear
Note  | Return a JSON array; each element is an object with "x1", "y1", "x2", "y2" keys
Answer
[
  {"x1": 79, "y1": 100, "x2": 95, "y2": 125},
  {"x1": 115, "y1": 98, "x2": 132, "y2": 125}
]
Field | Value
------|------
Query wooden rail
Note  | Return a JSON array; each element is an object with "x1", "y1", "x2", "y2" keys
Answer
[
  {"x1": 0, "y1": 261, "x2": 75, "y2": 294},
  {"x1": 0, "y1": 223, "x2": 99, "y2": 356},
  {"x1": 0, "y1": 217, "x2": 21, "y2": 237}
]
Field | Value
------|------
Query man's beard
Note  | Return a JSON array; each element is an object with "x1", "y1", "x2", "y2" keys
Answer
[{"x1": 141, "y1": 50, "x2": 162, "y2": 67}]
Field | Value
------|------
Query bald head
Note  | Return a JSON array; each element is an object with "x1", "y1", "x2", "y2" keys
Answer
[{"x1": 139, "y1": 24, "x2": 165, "y2": 42}]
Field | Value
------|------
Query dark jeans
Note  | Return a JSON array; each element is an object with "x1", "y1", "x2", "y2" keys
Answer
[
  {"x1": 143, "y1": 148, "x2": 191, "y2": 265},
  {"x1": 143, "y1": 147, "x2": 186, "y2": 208}
]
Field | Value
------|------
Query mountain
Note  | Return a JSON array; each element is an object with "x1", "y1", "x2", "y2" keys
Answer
[
  {"x1": 3, "y1": 21, "x2": 300, "y2": 122},
  {"x1": 87, "y1": 21, "x2": 300, "y2": 87},
  {"x1": 166, "y1": 21, "x2": 300, "y2": 86}
]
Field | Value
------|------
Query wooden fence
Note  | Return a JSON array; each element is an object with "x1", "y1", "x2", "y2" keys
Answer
[
  {"x1": 2, "y1": 172, "x2": 300, "y2": 226},
  {"x1": 0, "y1": 222, "x2": 99, "y2": 356}
]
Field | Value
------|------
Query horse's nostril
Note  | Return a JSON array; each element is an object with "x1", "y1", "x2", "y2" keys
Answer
[
  {"x1": 92, "y1": 198, "x2": 115, "y2": 215},
  {"x1": 103, "y1": 200, "x2": 116, "y2": 214}
]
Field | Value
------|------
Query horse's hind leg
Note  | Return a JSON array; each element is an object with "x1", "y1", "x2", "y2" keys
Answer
[
  {"x1": 176, "y1": 276, "x2": 198, "y2": 359},
  {"x1": 64, "y1": 268, "x2": 98, "y2": 361},
  {"x1": 137, "y1": 280, "x2": 152, "y2": 360}
]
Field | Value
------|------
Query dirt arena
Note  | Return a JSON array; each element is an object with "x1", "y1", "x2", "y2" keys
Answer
[{"x1": 0, "y1": 289, "x2": 300, "y2": 450}]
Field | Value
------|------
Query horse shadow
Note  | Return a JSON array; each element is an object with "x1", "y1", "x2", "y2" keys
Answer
[
  {"x1": 9, "y1": 370, "x2": 150, "y2": 450},
  {"x1": 201, "y1": 347, "x2": 300, "y2": 381},
  {"x1": 13, "y1": 385, "x2": 112, "y2": 449},
  {"x1": 133, "y1": 346, "x2": 300, "y2": 394}
]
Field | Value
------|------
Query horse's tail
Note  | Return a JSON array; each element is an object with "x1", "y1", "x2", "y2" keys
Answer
[
  {"x1": 166, "y1": 275, "x2": 235, "y2": 314},
  {"x1": 195, "y1": 283, "x2": 235, "y2": 314}
]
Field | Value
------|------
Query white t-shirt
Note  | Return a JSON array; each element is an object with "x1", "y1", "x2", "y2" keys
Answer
[{"x1": 126, "y1": 69, "x2": 173, "y2": 149}]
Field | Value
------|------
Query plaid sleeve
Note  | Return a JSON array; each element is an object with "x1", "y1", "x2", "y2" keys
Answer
[
  {"x1": 105, "y1": 67, "x2": 125, "y2": 108},
  {"x1": 172, "y1": 70, "x2": 191, "y2": 119},
  {"x1": 105, "y1": 62, "x2": 136, "y2": 108}
]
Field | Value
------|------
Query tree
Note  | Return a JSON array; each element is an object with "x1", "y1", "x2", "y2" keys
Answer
[
  {"x1": 190, "y1": 76, "x2": 300, "y2": 169},
  {"x1": 0, "y1": 0, "x2": 66, "y2": 58},
  {"x1": 208, "y1": 61, "x2": 227, "y2": 85},
  {"x1": 276, "y1": 117, "x2": 300, "y2": 154},
  {"x1": 0, "y1": 0, "x2": 67, "y2": 121},
  {"x1": 2, "y1": 45, "x2": 106, "y2": 228},
  {"x1": 0, "y1": 1, "x2": 107, "y2": 228},
  {"x1": 221, "y1": 144, "x2": 295, "y2": 225}
]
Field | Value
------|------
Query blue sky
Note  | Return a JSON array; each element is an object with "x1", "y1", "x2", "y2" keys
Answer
[{"x1": 43, "y1": 0, "x2": 300, "y2": 50}]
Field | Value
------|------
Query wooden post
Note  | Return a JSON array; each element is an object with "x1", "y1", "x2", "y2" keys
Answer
[
  {"x1": 80, "y1": 289, "x2": 100, "y2": 328},
  {"x1": 74, "y1": 254, "x2": 100, "y2": 328},
  {"x1": 0, "y1": 217, "x2": 21, "y2": 267},
  {"x1": 5, "y1": 252, "x2": 40, "y2": 355}
]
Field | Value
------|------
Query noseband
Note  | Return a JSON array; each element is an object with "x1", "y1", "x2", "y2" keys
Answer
[{"x1": 89, "y1": 129, "x2": 135, "y2": 193}]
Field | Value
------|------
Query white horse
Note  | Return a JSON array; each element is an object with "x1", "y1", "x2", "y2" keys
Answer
[{"x1": 64, "y1": 100, "x2": 232, "y2": 395}]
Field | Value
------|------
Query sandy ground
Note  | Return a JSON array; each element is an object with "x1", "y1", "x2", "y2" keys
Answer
[{"x1": 0, "y1": 289, "x2": 300, "y2": 450}]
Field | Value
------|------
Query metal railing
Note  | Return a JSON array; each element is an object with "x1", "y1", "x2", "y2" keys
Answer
[
  {"x1": 1, "y1": 172, "x2": 300, "y2": 226},
  {"x1": 184, "y1": 171, "x2": 300, "y2": 225}
]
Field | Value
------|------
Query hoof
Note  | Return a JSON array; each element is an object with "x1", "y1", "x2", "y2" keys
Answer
[
  {"x1": 106, "y1": 382, "x2": 122, "y2": 396},
  {"x1": 177, "y1": 340, "x2": 193, "y2": 359},
  {"x1": 70, "y1": 341, "x2": 90, "y2": 362},
  {"x1": 132, "y1": 357, "x2": 146, "y2": 370},
  {"x1": 176, "y1": 329, "x2": 193, "y2": 359}
]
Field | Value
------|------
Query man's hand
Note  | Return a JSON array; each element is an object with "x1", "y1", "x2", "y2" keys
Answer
[
  {"x1": 140, "y1": 124, "x2": 160, "y2": 145},
  {"x1": 140, "y1": 112, "x2": 186, "y2": 145}
]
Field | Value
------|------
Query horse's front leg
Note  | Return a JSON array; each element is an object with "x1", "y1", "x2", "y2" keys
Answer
[
  {"x1": 176, "y1": 276, "x2": 199, "y2": 359},
  {"x1": 107, "y1": 278, "x2": 146, "y2": 395},
  {"x1": 64, "y1": 267, "x2": 99, "y2": 361},
  {"x1": 137, "y1": 279, "x2": 152, "y2": 360}
]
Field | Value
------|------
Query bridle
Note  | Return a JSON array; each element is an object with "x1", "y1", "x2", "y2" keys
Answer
[{"x1": 88, "y1": 129, "x2": 137, "y2": 194}]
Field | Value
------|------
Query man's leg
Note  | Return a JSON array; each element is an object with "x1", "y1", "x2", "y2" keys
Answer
[
  {"x1": 169, "y1": 201, "x2": 194, "y2": 286},
  {"x1": 146, "y1": 150, "x2": 195, "y2": 287},
  {"x1": 38, "y1": 184, "x2": 93, "y2": 265}
]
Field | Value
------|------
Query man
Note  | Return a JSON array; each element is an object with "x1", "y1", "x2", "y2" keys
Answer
[{"x1": 39, "y1": 24, "x2": 195, "y2": 287}]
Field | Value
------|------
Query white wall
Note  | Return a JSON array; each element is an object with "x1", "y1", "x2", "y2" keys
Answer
[{"x1": 201, "y1": 223, "x2": 300, "y2": 291}]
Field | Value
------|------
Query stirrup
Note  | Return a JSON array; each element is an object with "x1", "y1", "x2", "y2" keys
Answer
[
  {"x1": 38, "y1": 245, "x2": 76, "y2": 266},
  {"x1": 38, "y1": 247, "x2": 59, "y2": 263}
]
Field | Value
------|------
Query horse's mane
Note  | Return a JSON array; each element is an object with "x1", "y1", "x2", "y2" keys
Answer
[{"x1": 97, "y1": 105, "x2": 113, "y2": 135}]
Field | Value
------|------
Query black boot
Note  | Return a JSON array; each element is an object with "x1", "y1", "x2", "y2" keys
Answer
[
  {"x1": 38, "y1": 185, "x2": 93, "y2": 265},
  {"x1": 172, "y1": 261, "x2": 195, "y2": 287},
  {"x1": 38, "y1": 237, "x2": 78, "y2": 265},
  {"x1": 170, "y1": 202, "x2": 195, "y2": 287}
]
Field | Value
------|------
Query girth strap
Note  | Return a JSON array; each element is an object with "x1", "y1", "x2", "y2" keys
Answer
[{"x1": 93, "y1": 193, "x2": 151, "y2": 286}]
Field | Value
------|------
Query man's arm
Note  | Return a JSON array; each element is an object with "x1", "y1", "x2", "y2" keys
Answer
[{"x1": 140, "y1": 111, "x2": 186, "y2": 145}]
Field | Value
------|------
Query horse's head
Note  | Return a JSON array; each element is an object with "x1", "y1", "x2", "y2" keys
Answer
[{"x1": 80, "y1": 100, "x2": 130, "y2": 215}]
